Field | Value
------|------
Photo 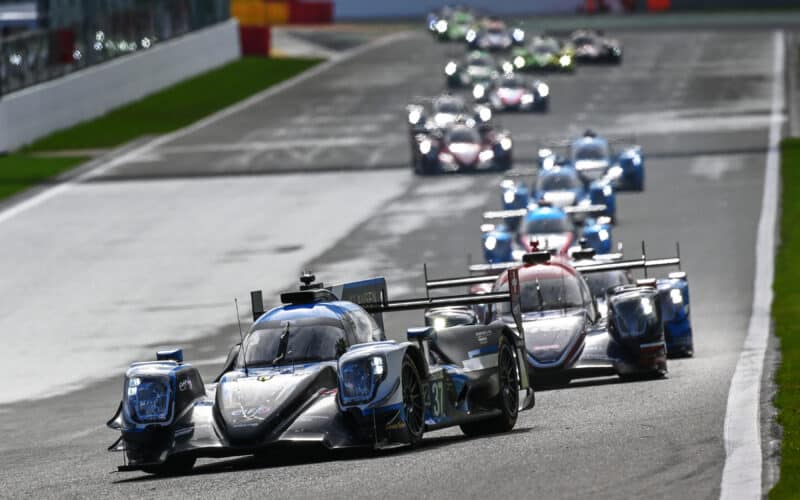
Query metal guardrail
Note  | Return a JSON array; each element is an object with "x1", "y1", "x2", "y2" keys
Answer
[{"x1": 0, "y1": 0, "x2": 229, "y2": 96}]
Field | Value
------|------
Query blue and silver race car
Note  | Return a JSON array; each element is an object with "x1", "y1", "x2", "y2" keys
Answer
[
  {"x1": 107, "y1": 273, "x2": 534, "y2": 475},
  {"x1": 538, "y1": 130, "x2": 644, "y2": 191},
  {"x1": 481, "y1": 202, "x2": 613, "y2": 263},
  {"x1": 499, "y1": 166, "x2": 616, "y2": 222}
]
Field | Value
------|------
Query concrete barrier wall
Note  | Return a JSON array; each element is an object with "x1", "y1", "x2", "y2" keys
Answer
[
  {"x1": 0, "y1": 19, "x2": 241, "y2": 153},
  {"x1": 333, "y1": 0, "x2": 584, "y2": 20}
]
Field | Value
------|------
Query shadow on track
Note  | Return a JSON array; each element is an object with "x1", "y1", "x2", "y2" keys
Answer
[{"x1": 110, "y1": 427, "x2": 534, "y2": 484}]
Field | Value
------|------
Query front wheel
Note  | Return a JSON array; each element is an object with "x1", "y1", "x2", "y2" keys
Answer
[
  {"x1": 401, "y1": 355, "x2": 425, "y2": 446},
  {"x1": 460, "y1": 337, "x2": 519, "y2": 437}
]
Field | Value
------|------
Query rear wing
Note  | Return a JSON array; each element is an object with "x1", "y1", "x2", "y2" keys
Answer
[
  {"x1": 483, "y1": 204, "x2": 607, "y2": 222},
  {"x1": 574, "y1": 242, "x2": 682, "y2": 278}
]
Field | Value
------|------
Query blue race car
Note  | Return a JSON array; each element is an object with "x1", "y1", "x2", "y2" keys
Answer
[
  {"x1": 107, "y1": 273, "x2": 534, "y2": 474},
  {"x1": 538, "y1": 130, "x2": 644, "y2": 191},
  {"x1": 499, "y1": 166, "x2": 616, "y2": 222},
  {"x1": 481, "y1": 202, "x2": 613, "y2": 263},
  {"x1": 573, "y1": 244, "x2": 694, "y2": 358}
]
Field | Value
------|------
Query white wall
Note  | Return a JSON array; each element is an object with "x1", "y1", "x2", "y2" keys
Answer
[
  {"x1": 0, "y1": 18, "x2": 241, "y2": 153},
  {"x1": 334, "y1": 0, "x2": 583, "y2": 19}
]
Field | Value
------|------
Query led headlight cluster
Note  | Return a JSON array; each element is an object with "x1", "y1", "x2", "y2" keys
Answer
[
  {"x1": 339, "y1": 356, "x2": 386, "y2": 405},
  {"x1": 126, "y1": 376, "x2": 172, "y2": 423}
]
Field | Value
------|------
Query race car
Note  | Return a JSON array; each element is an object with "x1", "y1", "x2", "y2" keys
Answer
[
  {"x1": 539, "y1": 130, "x2": 644, "y2": 191},
  {"x1": 570, "y1": 30, "x2": 623, "y2": 64},
  {"x1": 499, "y1": 166, "x2": 616, "y2": 221},
  {"x1": 432, "y1": 7, "x2": 477, "y2": 42},
  {"x1": 445, "y1": 50, "x2": 502, "y2": 89},
  {"x1": 481, "y1": 202, "x2": 613, "y2": 262},
  {"x1": 411, "y1": 122, "x2": 512, "y2": 175},
  {"x1": 406, "y1": 94, "x2": 493, "y2": 136},
  {"x1": 107, "y1": 273, "x2": 534, "y2": 474},
  {"x1": 465, "y1": 18, "x2": 525, "y2": 52},
  {"x1": 574, "y1": 244, "x2": 694, "y2": 358},
  {"x1": 507, "y1": 36, "x2": 575, "y2": 73},
  {"x1": 426, "y1": 247, "x2": 681, "y2": 387},
  {"x1": 472, "y1": 73, "x2": 550, "y2": 113}
]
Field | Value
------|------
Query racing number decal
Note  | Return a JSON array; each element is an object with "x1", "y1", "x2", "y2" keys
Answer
[{"x1": 429, "y1": 380, "x2": 445, "y2": 418}]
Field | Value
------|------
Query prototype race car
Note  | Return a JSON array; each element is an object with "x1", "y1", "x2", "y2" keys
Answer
[
  {"x1": 570, "y1": 30, "x2": 623, "y2": 64},
  {"x1": 445, "y1": 50, "x2": 502, "y2": 89},
  {"x1": 539, "y1": 130, "x2": 644, "y2": 191},
  {"x1": 432, "y1": 7, "x2": 476, "y2": 42},
  {"x1": 575, "y1": 245, "x2": 694, "y2": 357},
  {"x1": 481, "y1": 202, "x2": 613, "y2": 261},
  {"x1": 507, "y1": 36, "x2": 575, "y2": 73},
  {"x1": 406, "y1": 94, "x2": 493, "y2": 136},
  {"x1": 466, "y1": 18, "x2": 525, "y2": 52},
  {"x1": 411, "y1": 121, "x2": 512, "y2": 175},
  {"x1": 426, "y1": 247, "x2": 682, "y2": 387},
  {"x1": 108, "y1": 273, "x2": 534, "y2": 474},
  {"x1": 499, "y1": 166, "x2": 616, "y2": 221},
  {"x1": 472, "y1": 73, "x2": 550, "y2": 113}
]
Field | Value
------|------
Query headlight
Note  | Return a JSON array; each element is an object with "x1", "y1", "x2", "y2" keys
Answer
[
  {"x1": 436, "y1": 20, "x2": 448, "y2": 33},
  {"x1": 466, "y1": 30, "x2": 476, "y2": 42},
  {"x1": 537, "y1": 83, "x2": 550, "y2": 97},
  {"x1": 559, "y1": 55, "x2": 572, "y2": 66},
  {"x1": 126, "y1": 376, "x2": 172, "y2": 423},
  {"x1": 632, "y1": 155, "x2": 642, "y2": 167},
  {"x1": 445, "y1": 61, "x2": 457, "y2": 76},
  {"x1": 479, "y1": 150, "x2": 495, "y2": 163},
  {"x1": 521, "y1": 94, "x2": 534, "y2": 105},
  {"x1": 500, "y1": 137, "x2": 513, "y2": 151},
  {"x1": 599, "y1": 229, "x2": 610, "y2": 241},
  {"x1": 514, "y1": 56, "x2": 525, "y2": 68},
  {"x1": 419, "y1": 139, "x2": 432, "y2": 155},
  {"x1": 340, "y1": 356, "x2": 386, "y2": 405},
  {"x1": 408, "y1": 109, "x2": 421, "y2": 125},
  {"x1": 473, "y1": 84, "x2": 485, "y2": 99},
  {"x1": 640, "y1": 297, "x2": 654, "y2": 316},
  {"x1": 512, "y1": 28, "x2": 525, "y2": 42},
  {"x1": 439, "y1": 152, "x2": 455, "y2": 164},
  {"x1": 502, "y1": 61, "x2": 514, "y2": 73},
  {"x1": 485, "y1": 235, "x2": 498, "y2": 251},
  {"x1": 670, "y1": 288, "x2": 684, "y2": 305},
  {"x1": 603, "y1": 185, "x2": 613, "y2": 197},
  {"x1": 503, "y1": 190, "x2": 516, "y2": 204},
  {"x1": 478, "y1": 107, "x2": 492, "y2": 122}
]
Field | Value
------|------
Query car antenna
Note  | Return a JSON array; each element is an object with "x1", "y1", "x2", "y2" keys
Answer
[
  {"x1": 676, "y1": 241, "x2": 682, "y2": 271},
  {"x1": 235, "y1": 298, "x2": 249, "y2": 377},
  {"x1": 641, "y1": 240, "x2": 648, "y2": 279}
]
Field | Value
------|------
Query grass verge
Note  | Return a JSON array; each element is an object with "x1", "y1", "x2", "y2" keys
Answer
[
  {"x1": 0, "y1": 57, "x2": 320, "y2": 202},
  {"x1": 770, "y1": 138, "x2": 800, "y2": 498}
]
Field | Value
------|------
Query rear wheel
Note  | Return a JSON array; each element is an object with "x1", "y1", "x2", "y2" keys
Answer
[
  {"x1": 401, "y1": 355, "x2": 425, "y2": 446},
  {"x1": 142, "y1": 455, "x2": 196, "y2": 476},
  {"x1": 460, "y1": 337, "x2": 519, "y2": 437}
]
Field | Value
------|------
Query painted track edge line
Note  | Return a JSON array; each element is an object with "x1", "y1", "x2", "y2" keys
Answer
[
  {"x1": 0, "y1": 30, "x2": 414, "y2": 226},
  {"x1": 719, "y1": 30, "x2": 784, "y2": 500}
]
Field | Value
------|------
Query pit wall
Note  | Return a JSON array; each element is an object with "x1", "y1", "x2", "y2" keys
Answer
[{"x1": 0, "y1": 19, "x2": 241, "y2": 153}]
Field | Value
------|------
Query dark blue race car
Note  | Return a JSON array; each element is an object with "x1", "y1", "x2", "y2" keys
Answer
[{"x1": 538, "y1": 130, "x2": 644, "y2": 191}]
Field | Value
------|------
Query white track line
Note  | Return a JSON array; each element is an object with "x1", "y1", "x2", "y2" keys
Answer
[
  {"x1": 719, "y1": 30, "x2": 784, "y2": 500},
  {"x1": 0, "y1": 31, "x2": 412, "y2": 227}
]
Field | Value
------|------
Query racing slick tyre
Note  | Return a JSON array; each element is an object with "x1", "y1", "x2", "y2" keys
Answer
[
  {"x1": 142, "y1": 455, "x2": 196, "y2": 476},
  {"x1": 460, "y1": 337, "x2": 519, "y2": 437},
  {"x1": 401, "y1": 355, "x2": 425, "y2": 446}
]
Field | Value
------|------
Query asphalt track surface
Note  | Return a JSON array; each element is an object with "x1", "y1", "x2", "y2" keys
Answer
[{"x1": 0, "y1": 24, "x2": 786, "y2": 499}]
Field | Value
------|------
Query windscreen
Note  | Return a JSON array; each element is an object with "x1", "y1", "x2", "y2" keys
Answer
[
  {"x1": 538, "y1": 173, "x2": 582, "y2": 191},
  {"x1": 526, "y1": 216, "x2": 570, "y2": 234},
  {"x1": 500, "y1": 77, "x2": 522, "y2": 88},
  {"x1": 447, "y1": 127, "x2": 480, "y2": 143},
  {"x1": 584, "y1": 271, "x2": 631, "y2": 298},
  {"x1": 496, "y1": 274, "x2": 584, "y2": 313},
  {"x1": 240, "y1": 323, "x2": 346, "y2": 367},
  {"x1": 610, "y1": 294, "x2": 660, "y2": 337},
  {"x1": 573, "y1": 143, "x2": 609, "y2": 161},
  {"x1": 534, "y1": 41, "x2": 560, "y2": 53},
  {"x1": 435, "y1": 98, "x2": 464, "y2": 114},
  {"x1": 469, "y1": 56, "x2": 493, "y2": 67}
]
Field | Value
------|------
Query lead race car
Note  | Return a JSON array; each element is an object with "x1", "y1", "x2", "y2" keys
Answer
[
  {"x1": 108, "y1": 273, "x2": 534, "y2": 474},
  {"x1": 425, "y1": 244, "x2": 683, "y2": 387}
]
